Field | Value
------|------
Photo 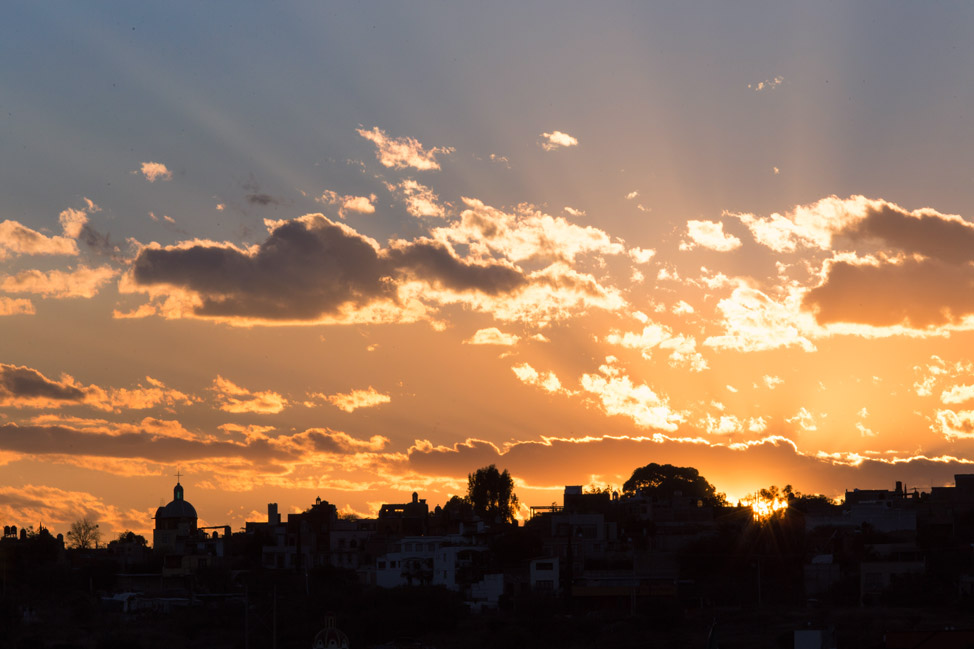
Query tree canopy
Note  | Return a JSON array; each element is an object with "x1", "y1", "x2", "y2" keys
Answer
[
  {"x1": 67, "y1": 517, "x2": 101, "y2": 549},
  {"x1": 622, "y1": 463, "x2": 726, "y2": 505},
  {"x1": 467, "y1": 465, "x2": 519, "y2": 523}
]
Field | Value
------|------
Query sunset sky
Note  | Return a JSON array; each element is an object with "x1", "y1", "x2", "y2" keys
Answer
[{"x1": 5, "y1": 3, "x2": 974, "y2": 539}]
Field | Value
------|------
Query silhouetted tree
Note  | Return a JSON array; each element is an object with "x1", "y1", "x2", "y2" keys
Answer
[
  {"x1": 442, "y1": 494, "x2": 474, "y2": 517},
  {"x1": 467, "y1": 465, "x2": 519, "y2": 523},
  {"x1": 67, "y1": 517, "x2": 101, "y2": 549},
  {"x1": 110, "y1": 530, "x2": 147, "y2": 547},
  {"x1": 622, "y1": 463, "x2": 726, "y2": 505}
]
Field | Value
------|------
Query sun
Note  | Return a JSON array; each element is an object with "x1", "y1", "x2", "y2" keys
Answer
[{"x1": 746, "y1": 494, "x2": 789, "y2": 521}]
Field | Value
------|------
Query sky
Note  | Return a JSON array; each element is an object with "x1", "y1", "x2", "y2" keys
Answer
[{"x1": 4, "y1": 2, "x2": 974, "y2": 539}]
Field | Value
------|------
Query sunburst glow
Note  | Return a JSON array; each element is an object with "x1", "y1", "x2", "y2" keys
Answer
[{"x1": 746, "y1": 496, "x2": 790, "y2": 522}]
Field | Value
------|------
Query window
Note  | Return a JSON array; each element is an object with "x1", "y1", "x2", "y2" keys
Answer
[
  {"x1": 378, "y1": 561, "x2": 386, "y2": 569},
  {"x1": 536, "y1": 562, "x2": 554, "y2": 571}
]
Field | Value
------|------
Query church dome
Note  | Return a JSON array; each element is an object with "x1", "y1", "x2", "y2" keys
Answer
[
  {"x1": 155, "y1": 481, "x2": 198, "y2": 521},
  {"x1": 312, "y1": 616, "x2": 349, "y2": 649}
]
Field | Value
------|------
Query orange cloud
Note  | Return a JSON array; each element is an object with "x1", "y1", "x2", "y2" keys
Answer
[
  {"x1": 0, "y1": 363, "x2": 86, "y2": 408},
  {"x1": 137, "y1": 161, "x2": 172, "y2": 182},
  {"x1": 680, "y1": 220, "x2": 742, "y2": 252},
  {"x1": 356, "y1": 126, "x2": 453, "y2": 170},
  {"x1": 464, "y1": 327, "x2": 520, "y2": 346},
  {"x1": 318, "y1": 190, "x2": 377, "y2": 217},
  {"x1": 58, "y1": 207, "x2": 89, "y2": 238},
  {"x1": 1, "y1": 265, "x2": 117, "y2": 298},
  {"x1": 393, "y1": 180, "x2": 446, "y2": 218},
  {"x1": 0, "y1": 296, "x2": 34, "y2": 316},
  {"x1": 84, "y1": 377, "x2": 196, "y2": 413},
  {"x1": 0, "y1": 220, "x2": 79, "y2": 259},
  {"x1": 540, "y1": 130, "x2": 578, "y2": 151}
]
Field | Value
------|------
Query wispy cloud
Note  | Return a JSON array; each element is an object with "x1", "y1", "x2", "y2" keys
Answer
[
  {"x1": 748, "y1": 75, "x2": 784, "y2": 91},
  {"x1": 212, "y1": 376, "x2": 287, "y2": 414},
  {"x1": 605, "y1": 323, "x2": 708, "y2": 372},
  {"x1": 511, "y1": 363, "x2": 569, "y2": 395},
  {"x1": 314, "y1": 387, "x2": 391, "y2": 413},
  {"x1": 435, "y1": 198, "x2": 624, "y2": 263}
]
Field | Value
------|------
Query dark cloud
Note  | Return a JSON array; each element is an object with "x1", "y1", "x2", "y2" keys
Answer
[
  {"x1": 804, "y1": 258, "x2": 974, "y2": 328},
  {"x1": 806, "y1": 205, "x2": 974, "y2": 328},
  {"x1": 304, "y1": 430, "x2": 350, "y2": 454},
  {"x1": 388, "y1": 241, "x2": 525, "y2": 295},
  {"x1": 841, "y1": 205, "x2": 974, "y2": 264},
  {"x1": 0, "y1": 364, "x2": 84, "y2": 403},
  {"x1": 134, "y1": 217, "x2": 392, "y2": 319},
  {"x1": 0, "y1": 423, "x2": 293, "y2": 465},
  {"x1": 407, "y1": 434, "x2": 974, "y2": 498},
  {"x1": 132, "y1": 215, "x2": 527, "y2": 321},
  {"x1": 79, "y1": 224, "x2": 122, "y2": 259},
  {"x1": 246, "y1": 193, "x2": 279, "y2": 206}
]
